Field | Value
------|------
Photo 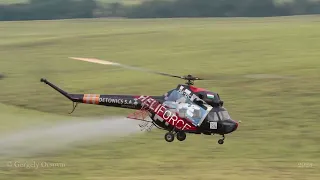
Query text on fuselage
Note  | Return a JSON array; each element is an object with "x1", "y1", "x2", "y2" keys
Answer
[
  {"x1": 137, "y1": 96, "x2": 193, "y2": 130},
  {"x1": 99, "y1": 97, "x2": 138, "y2": 105}
]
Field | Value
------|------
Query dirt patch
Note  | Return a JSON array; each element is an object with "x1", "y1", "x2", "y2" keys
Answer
[{"x1": 0, "y1": 73, "x2": 4, "y2": 79}]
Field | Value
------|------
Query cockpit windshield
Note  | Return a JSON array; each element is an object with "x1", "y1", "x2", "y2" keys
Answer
[
  {"x1": 210, "y1": 108, "x2": 231, "y2": 121},
  {"x1": 218, "y1": 110, "x2": 231, "y2": 120}
]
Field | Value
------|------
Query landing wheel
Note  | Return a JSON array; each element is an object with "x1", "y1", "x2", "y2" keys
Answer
[
  {"x1": 164, "y1": 132, "x2": 175, "y2": 142},
  {"x1": 218, "y1": 139, "x2": 224, "y2": 144},
  {"x1": 176, "y1": 131, "x2": 186, "y2": 141},
  {"x1": 218, "y1": 134, "x2": 225, "y2": 145}
]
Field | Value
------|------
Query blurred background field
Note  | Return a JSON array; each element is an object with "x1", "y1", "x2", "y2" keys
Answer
[
  {"x1": 2, "y1": 0, "x2": 320, "y2": 21},
  {"x1": 0, "y1": 0, "x2": 145, "y2": 4},
  {"x1": 0, "y1": 16, "x2": 319, "y2": 179}
]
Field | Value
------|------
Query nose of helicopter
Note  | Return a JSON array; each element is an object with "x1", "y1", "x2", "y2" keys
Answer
[
  {"x1": 234, "y1": 120, "x2": 238, "y2": 131},
  {"x1": 222, "y1": 119, "x2": 238, "y2": 133}
]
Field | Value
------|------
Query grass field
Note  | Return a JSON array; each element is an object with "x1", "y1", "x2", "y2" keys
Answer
[
  {"x1": 0, "y1": 0, "x2": 145, "y2": 4},
  {"x1": 0, "y1": 16, "x2": 320, "y2": 180},
  {"x1": 0, "y1": 0, "x2": 26, "y2": 3}
]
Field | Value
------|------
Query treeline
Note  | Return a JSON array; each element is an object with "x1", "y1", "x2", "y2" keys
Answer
[
  {"x1": 1, "y1": 0, "x2": 320, "y2": 21},
  {"x1": 124, "y1": 0, "x2": 320, "y2": 18},
  {"x1": 0, "y1": 0, "x2": 97, "y2": 21}
]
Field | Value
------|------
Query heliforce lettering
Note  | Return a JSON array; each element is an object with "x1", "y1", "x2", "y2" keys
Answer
[{"x1": 138, "y1": 96, "x2": 194, "y2": 130}]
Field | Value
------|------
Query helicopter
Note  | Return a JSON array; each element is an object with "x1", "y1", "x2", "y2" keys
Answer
[{"x1": 40, "y1": 57, "x2": 239, "y2": 144}]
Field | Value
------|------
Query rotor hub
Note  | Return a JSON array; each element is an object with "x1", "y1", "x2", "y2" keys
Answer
[{"x1": 182, "y1": 74, "x2": 202, "y2": 85}]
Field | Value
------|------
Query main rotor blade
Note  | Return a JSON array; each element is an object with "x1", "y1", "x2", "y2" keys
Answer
[{"x1": 69, "y1": 57, "x2": 184, "y2": 79}]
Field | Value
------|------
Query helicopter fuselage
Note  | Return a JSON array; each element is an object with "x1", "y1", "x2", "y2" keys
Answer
[{"x1": 40, "y1": 78, "x2": 238, "y2": 144}]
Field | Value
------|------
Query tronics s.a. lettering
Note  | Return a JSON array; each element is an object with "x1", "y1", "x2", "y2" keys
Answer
[{"x1": 99, "y1": 98, "x2": 124, "y2": 104}]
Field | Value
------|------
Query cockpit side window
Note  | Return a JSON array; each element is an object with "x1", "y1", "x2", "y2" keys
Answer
[{"x1": 213, "y1": 112, "x2": 219, "y2": 121}]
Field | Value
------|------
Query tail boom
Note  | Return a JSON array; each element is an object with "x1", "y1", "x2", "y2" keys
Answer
[{"x1": 40, "y1": 78, "x2": 162, "y2": 110}]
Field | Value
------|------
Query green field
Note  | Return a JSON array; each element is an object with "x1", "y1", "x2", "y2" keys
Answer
[
  {"x1": 1, "y1": 0, "x2": 317, "y2": 5},
  {"x1": 0, "y1": 0, "x2": 145, "y2": 4},
  {"x1": 0, "y1": 0, "x2": 26, "y2": 3},
  {"x1": 0, "y1": 16, "x2": 320, "y2": 179}
]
